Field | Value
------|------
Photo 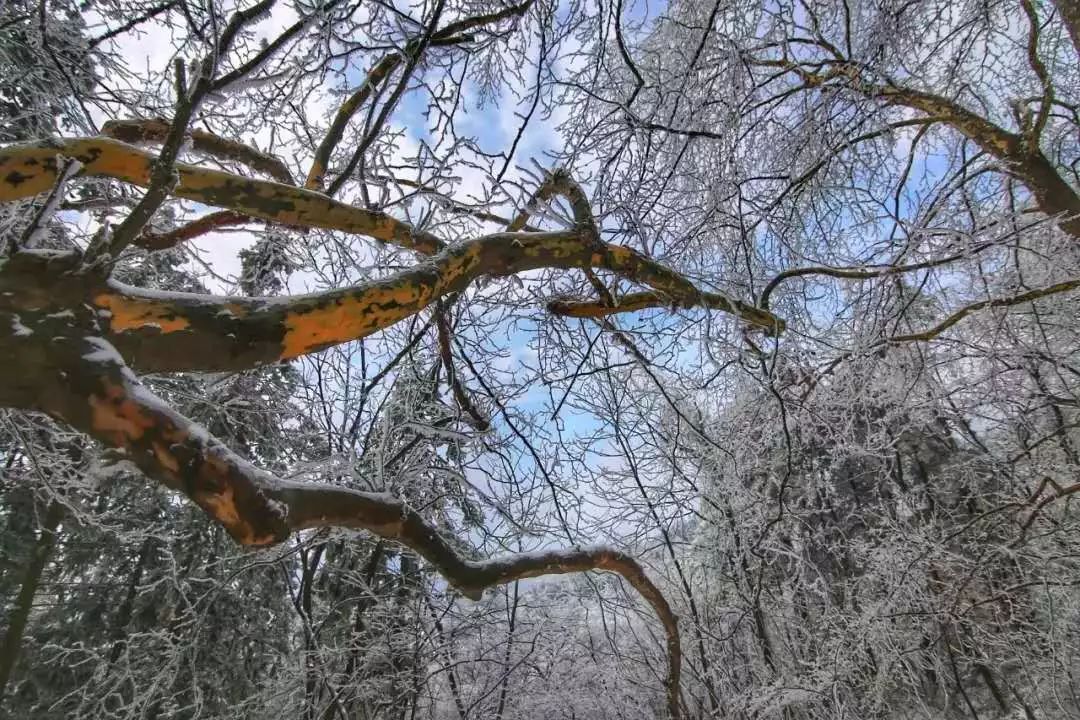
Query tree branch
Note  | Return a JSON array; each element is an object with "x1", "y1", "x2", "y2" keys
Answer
[
  {"x1": 28, "y1": 330, "x2": 681, "y2": 719},
  {"x1": 307, "y1": 1, "x2": 533, "y2": 192},
  {"x1": 756, "y1": 58, "x2": 1080, "y2": 239},
  {"x1": 888, "y1": 278, "x2": 1080, "y2": 344},
  {"x1": 435, "y1": 300, "x2": 490, "y2": 430},
  {"x1": 82, "y1": 229, "x2": 781, "y2": 373},
  {"x1": 102, "y1": 117, "x2": 295, "y2": 184},
  {"x1": 135, "y1": 209, "x2": 253, "y2": 250},
  {"x1": 0, "y1": 137, "x2": 445, "y2": 254},
  {"x1": 10, "y1": 156, "x2": 82, "y2": 253},
  {"x1": 759, "y1": 237, "x2": 1007, "y2": 310},
  {"x1": 548, "y1": 289, "x2": 780, "y2": 332}
]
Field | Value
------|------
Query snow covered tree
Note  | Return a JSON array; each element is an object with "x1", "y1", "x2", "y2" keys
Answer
[{"x1": 2, "y1": 0, "x2": 1080, "y2": 717}]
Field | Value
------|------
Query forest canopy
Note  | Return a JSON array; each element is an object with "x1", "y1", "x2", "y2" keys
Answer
[{"x1": 1, "y1": 0, "x2": 1079, "y2": 718}]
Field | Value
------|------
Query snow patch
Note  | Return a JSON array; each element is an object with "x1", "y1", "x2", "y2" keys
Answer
[
  {"x1": 82, "y1": 336, "x2": 126, "y2": 365},
  {"x1": 10, "y1": 315, "x2": 33, "y2": 337}
]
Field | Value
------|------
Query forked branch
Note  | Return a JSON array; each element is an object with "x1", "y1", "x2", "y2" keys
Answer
[
  {"x1": 306, "y1": 0, "x2": 534, "y2": 191},
  {"x1": 85, "y1": 230, "x2": 781, "y2": 373}
]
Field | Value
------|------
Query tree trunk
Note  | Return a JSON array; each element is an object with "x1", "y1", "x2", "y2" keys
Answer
[{"x1": 0, "y1": 500, "x2": 63, "y2": 704}]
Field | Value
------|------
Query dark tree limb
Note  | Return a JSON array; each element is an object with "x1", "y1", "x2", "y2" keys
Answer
[
  {"x1": 755, "y1": 59, "x2": 1080, "y2": 240},
  {"x1": 889, "y1": 278, "x2": 1080, "y2": 343},
  {"x1": 1051, "y1": 0, "x2": 1080, "y2": 57},
  {"x1": 135, "y1": 209, "x2": 253, "y2": 250},
  {"x1": 0, "y1": 501, "x2": 63, "y2": 703},
  {"x1": 87, "y1": 0, "x2": 282, "y2": 261},
  {"x1": 758, "y1": 237, "x2": 1010, "y2": 310},
  {"x1": 1018, "y1": 476, "x2": 1080, "y2": 542},
  {"x1": 548, "y1": 289, "x2": 780, "y2": 331},
  {"x1": 435, "y1": 300, "x2": 490, "y2": 430}
]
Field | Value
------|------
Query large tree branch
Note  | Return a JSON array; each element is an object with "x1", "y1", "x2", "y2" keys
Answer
[
  {"x1": 102, "y1": 118, "x2": 295, "y2": 184},
  {"x1": 86, "y1": 2, "x2": 283, "y2": 261},
  {"x1": 0, "y1": 145, "x2": 777, "y2": 371},
  {"x1": 24, "y1": 330, "x2": 681, "y2": 718},
  {"x1": 0, "y1": 137, "x2": 445, "y2": 254},
  {"x1": 81, "y1": 230, "x2": 781, "y2": 373}
]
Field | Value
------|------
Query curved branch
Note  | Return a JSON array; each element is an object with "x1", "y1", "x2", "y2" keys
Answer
[
  {"x1": 0, "y1": 137, "x2": 445, "y2": 254},
  {"x1": 136, "y1": 209, "x2": 253, "y2": 250},
  {"x1": 889, "y1": 278, "x2": 1080, "y2": 343},
  {"x1": 507, "y1": 167, "x2": 595, "y2": 234},
  {"x1": 1018, "y1": 477, "x2": 1080, "y2": 542},
  {"x1": 102, "y1": 118, "x2": 295, "y2": 184},
  {"x1": 276, "y1": 481, "x2": 681, "y2": 720},
  {"x1": 759, "y1": 58, "x2": 1080, "y2": 239},
  {"x1": 36, "y1": 334, "x2": 291, "y2": 545},
  {"x1": 759, "y1": 238, "x2": 1005, "y2": 309},
  {"x1": 30, "y1": 331, "x2": 681, "y2": 719},
  {"x1": 82, "y1": 230, "x2": 781, "y2": 373}
]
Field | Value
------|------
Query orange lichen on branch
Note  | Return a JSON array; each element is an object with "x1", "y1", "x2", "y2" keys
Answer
[
  {"x1": 20, "y1": 326, "x2": 682, "y2": 715},
  {"x1": 89, "y1": 230, "x2": 781, "y2": 374},
  {"x1": 53, "y1": 344, "x2": 291, "y2": 545},
  {"x1": 102, "y1": 118, "x2": 295, "y2": 184},
  {"x1": 305, "y1": 55, "x2": 399, "y2": 190},
  {"x1": 279, "y1": 280, "x2": 436, "y2": 359},
  {"x1": 93, "y1": 292, "x2": 192, "y2": 334},
  {"x1": 0, "y1": 137, "x2": 445, "y2": 254},
  {"x1": 88, "y1": 381, "x2": 158, "y2": 446}
]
